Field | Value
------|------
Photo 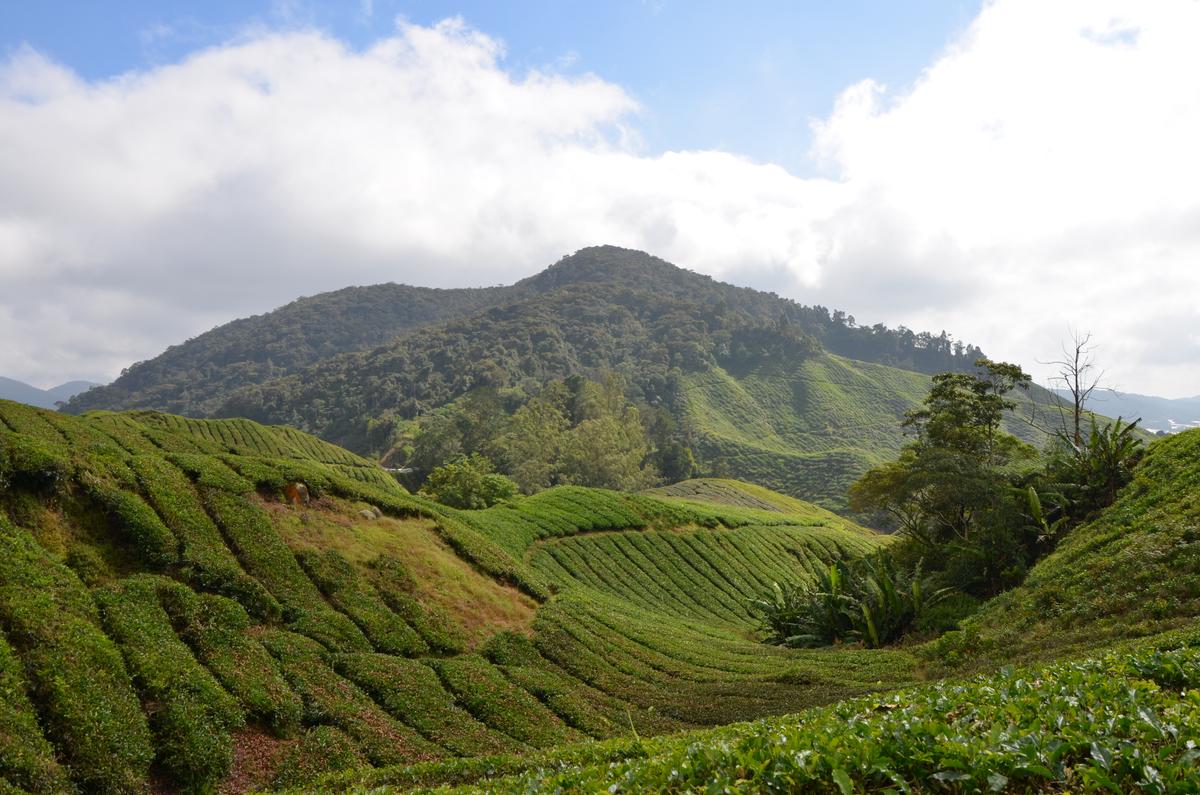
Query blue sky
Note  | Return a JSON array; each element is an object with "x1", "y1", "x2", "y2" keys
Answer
[{"x1": 0, "y1": 1, "x2": 979, "y2": 174}]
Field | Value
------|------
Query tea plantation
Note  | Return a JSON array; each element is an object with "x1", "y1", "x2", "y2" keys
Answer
[
  {"x1": 2, "y1": 398, "x2": 1199, "y2": 793},
  {"x1": 0, "y1": 400, "x2": 914, "y2": 793}
]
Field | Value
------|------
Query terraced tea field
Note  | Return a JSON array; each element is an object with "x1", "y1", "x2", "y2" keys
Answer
[{"x1": 0, "y1": 400, "x2": 914, "y2": 793}]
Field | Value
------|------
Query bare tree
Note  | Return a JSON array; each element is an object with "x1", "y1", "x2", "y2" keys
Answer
[{"x1": 1046, "y1": 330, "x2": 1104, "y2": 448}]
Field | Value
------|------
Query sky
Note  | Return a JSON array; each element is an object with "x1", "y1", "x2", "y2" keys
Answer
[{"x1": 1, "y1": 0, "x2": 1198, "y2": 398}]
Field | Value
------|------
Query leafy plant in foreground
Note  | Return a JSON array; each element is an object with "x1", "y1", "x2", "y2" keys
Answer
[{"x1": 751, "y1": 551, "x2": 950, "y2": 648}]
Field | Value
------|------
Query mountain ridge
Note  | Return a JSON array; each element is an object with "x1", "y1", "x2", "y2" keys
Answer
[
  {"x1": 0, "y1": 376, "x2": 100, "y2": 409},
  {"x1": 64, "y1": 246, "x2": 984, "y2": 419}
]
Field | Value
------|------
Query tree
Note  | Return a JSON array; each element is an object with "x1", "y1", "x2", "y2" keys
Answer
[
  {"x1": 1046, "y1": 330, "x2": 1103, "y2": 447},
  {"x1": 494, "y1": 387, "x2": 570, "y2": 493},
  {"x1": 419, "y1": 454, "x2": 517, "y2": 510},
  {"x1": 849, "y1": 359, "x2": 1037, "y2": 595}
]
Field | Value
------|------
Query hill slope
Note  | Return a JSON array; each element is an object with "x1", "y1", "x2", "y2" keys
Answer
[
  {"x1": 936, "y1": 426, "x2": 1200, "y2": 667},
  {"x1": 65, "y1": 247, "x2": 984, "y2": 421},
  {"x1": 64, "y1": 284, "x2": 514, "y2": 417},
  {"x1": 315, "y1": 429, "x2": 1200, "y2": 794},
  {"x1": 0, "y1": 400, "x2": 908, "y2": 793},
  {"x1": 0, "y1": 377, "x2": 99, "y2": 409},
  {"x1": 63, "y1": 248, "x2": 994, "y2": 508}
]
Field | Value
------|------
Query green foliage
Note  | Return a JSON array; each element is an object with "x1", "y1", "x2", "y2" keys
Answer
[
  {"x1": 129, "y1": 453, "x2": 281, "y2": 620},
  {"x1": 160, "y1": 587, "x2": 303, "y2": 737},
  {"x1": 66, "y1": 281, "x2": 512, "y2": 417},
  {"x1": 1040, "y1": 415, "x2": 1147, "y2": 526},
  {"x1": 80, "y1": 472, "x2": 178, "y2": 569},
  {"x1": 449, "y1": 645, "x2": 1200, "y2": 794},
  {"x1": 201, "y1": 487, "x2": 371, "y2": 652},
  {"x1": 95, "y1": 575, "x2": 244, "y2": 791},
  {"x1": 271, "y1": 725, "x2": 365, "y2": 790},
  {"x1": 296, "y1": 548, "x2": 428, "y2": 655},
  {"x1": 849, "y1": 359, "x2": 1043, "y2": 595},
  {"x1": 751, "y1": 552, "x2": 950, "y2": 649},
  {"x1": 420, "y1": 454, "x2": 518, "y2": 509},
  {"x1": 0, "y1": 514, "x2": 153, "y2": 793},
  {"x1": 532, "y1": 520, "x2": 878, "y2": 627},
  {"x1": 367, "y1": 555, "x2": 467, "y2": 654},
  {"x1": 430, "y1": 654, "x2": 586, "y2": 748},
  {"x1": 333, "y1": 653, "x2": 521, "y2": 757},
  {"x1": 0, "y1": 630, "x2": 70, "y2": 794},
  {"x1": 947, "y1": 428, "x2": 1200, "y2": 667},
  {"x1": 258, "y1": 629, "x2": 442, "y2": 766}
]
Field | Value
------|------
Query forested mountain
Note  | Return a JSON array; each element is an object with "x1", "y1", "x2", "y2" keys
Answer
[
  {"x1": 65, "y1": 247, "x2": 982, "y2": 419},
  {"x1": 64, "y1": 283, "x2": 516, "y2": 416},
  {"x1": 65, "y1": 247, "x2": 989, "y2": 508}
]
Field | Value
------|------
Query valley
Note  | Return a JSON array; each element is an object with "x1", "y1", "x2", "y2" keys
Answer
[{"x1": 1, "y1": 251, "x2": 1195, "y2": 793}]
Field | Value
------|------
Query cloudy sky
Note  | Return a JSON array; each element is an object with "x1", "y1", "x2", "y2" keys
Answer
[{"x1": 1, "y1": 1, "x2": 1198, "y2": 397}]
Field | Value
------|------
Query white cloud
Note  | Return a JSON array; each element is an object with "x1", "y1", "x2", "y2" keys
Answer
[{"x1": 1, "y1": 2, "x2": 1199, "y2": 397}]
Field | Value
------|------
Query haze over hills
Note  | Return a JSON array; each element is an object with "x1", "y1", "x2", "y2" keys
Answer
[
  {"x1": 67, "y1": 246, "x2": 992, "y2": 509},
  {"x1": 1056, "y1": 388, "x2": 1200, "y2": 434},
  {"x1": 0, "y1": 377, "x2": 100, "y2": 409}
]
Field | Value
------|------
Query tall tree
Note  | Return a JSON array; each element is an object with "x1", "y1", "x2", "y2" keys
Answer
[{"x1": 1046, "y1": 330, "x2": 1103, "y2": 448}]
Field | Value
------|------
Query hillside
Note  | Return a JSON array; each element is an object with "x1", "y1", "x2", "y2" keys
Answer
[
  {"x1": 314, "y1": 429, "x2": 1200, "y2": 794},
  {"x1": 0, "y1": 400, "x2": 911, "y2": 793},
  {"x1": 0, "y1": 377, "x2": 99, "y2": 409},
  {"x1": 1061, "y1": 387, "x2": 1200, "y2": 434},
  {"x1": 64, "y1": 247, "x2": 985, "y2": 420},
  {"x1": 63, "y1": 247, "x2": 993, "y2": 508},
  {"x1": 63, "y1": 284, "x2": 514, "y2": 417},
  {"x1": 932, "y1": 426, "x2": 1200, "y2": 667}
]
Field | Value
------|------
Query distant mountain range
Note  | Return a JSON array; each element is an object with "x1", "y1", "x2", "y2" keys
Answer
[
  {"x1": 0, "y1": 377, "x2": 100, "y2": 409},
  {"x1": 64, "y1": 246, "x2": 1023, "y2": 508},
  {"x1": 1058, "y1": 388, "x2": 1200, "y2": 434}
]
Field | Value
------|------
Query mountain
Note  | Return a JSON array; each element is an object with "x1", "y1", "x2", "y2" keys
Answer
[
  {"x1": 1055, "y1": 387, "x2": 1200, "y2": 434},
  {"x1": 64, "y1": 283, "x2": 516, "y2": 417},
  {"x1": 0, "y1": 376, "x2": 100, "y2": 409},
  {"x1": 67, "y1": 247, "x2": 991, "y2": 509},
  {"x1": 64, "y1": 247, "x2": 983, "y2": 419}
]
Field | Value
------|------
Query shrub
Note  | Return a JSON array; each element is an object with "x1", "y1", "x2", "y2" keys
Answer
[
  {"x1": 129, "y1": 454, "x2": 281, "y2": 620},
  {"x1": 751, "y1": 551, "x2": 952, "y2": 648},
  {"x1": 95, "y1": 575, "x2": 244, "y2": 792},
  {"x1": 80, "y1": 473, "x2": 177, "y2": 569},
  {"x1": 367, "y1": 555, "x2": 466, "y2": 654},
  {"x1": 200, "y1": 487, "x2": 370, "y2": 652},
  {"x1": 429, "y1": 655, "x2": 584, "y2": 748},
  {"x1": 914, "y1": 591, "x2": 980, "y2": 635},
  {"x1": 160, "y1": 585, "x2": 303, "y2": 738},
  {"x1": 270, "y1": 726, "x2": 364, "y2": 790},
  {"x1": 296, "y1": 548, "x2": 428, "y2": 656},
  {"x1": 0, "y1": 630, "x2": 70, "y2": 793},
  {"x1": 0, "y1": 516, "x2": 153, "y2": 793},
  {"x1": 258, "y1": 629, "x2": 441, "y2": 766},
  {"x1": 333, "y1": 652, "x2": 520, "y2": 757},
  {"x1": 421, "y1": 454, "x2": 518, "y2": 510}
]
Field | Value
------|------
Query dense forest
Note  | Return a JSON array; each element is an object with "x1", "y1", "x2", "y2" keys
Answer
[{"x1": 66, "y1": 247, "x2": 983, "y2": 419}]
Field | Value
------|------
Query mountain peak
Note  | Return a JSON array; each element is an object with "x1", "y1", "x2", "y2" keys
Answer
[{"x1": 518, "y1": 246, "x2": 711, "y2": 292}]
